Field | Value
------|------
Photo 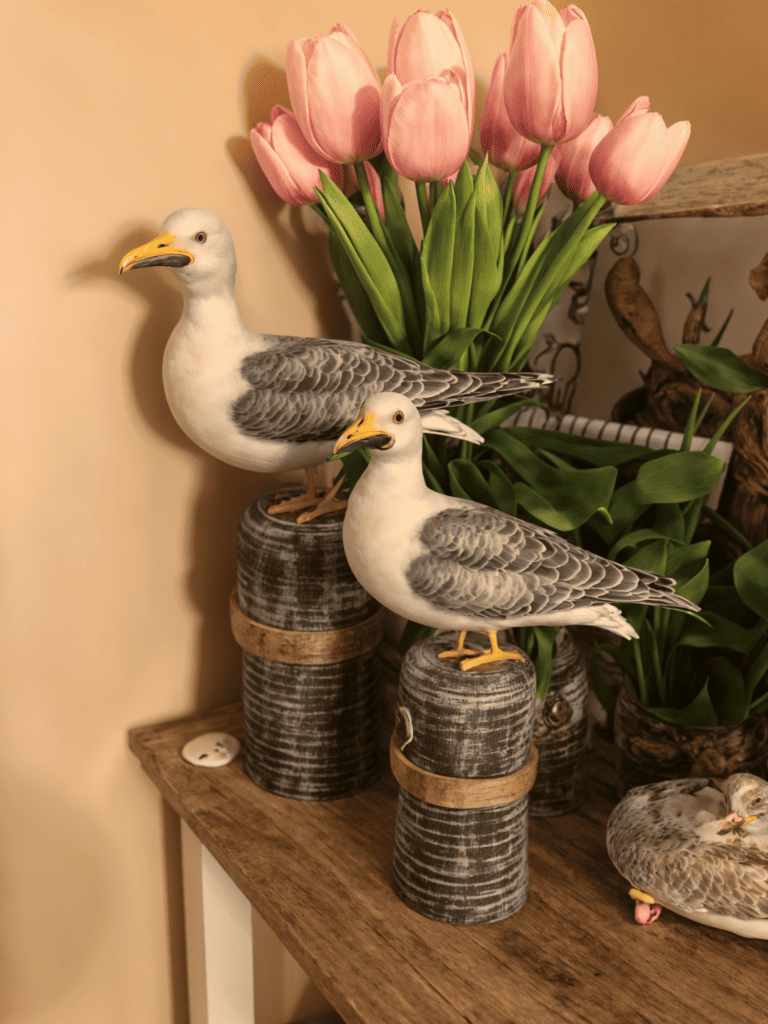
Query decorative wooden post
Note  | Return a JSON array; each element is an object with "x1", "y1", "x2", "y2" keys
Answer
[
  {"x1": 390, "y1": 632, "x2": 537, "y2": 925},
  {"x1": 231, "y1": 488, "x2": 384, "y2": 800},
  {"x1": 529, "y1": 628, "x2": 589, "y2": 817}
]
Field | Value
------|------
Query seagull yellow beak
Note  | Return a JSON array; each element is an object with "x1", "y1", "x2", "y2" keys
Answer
[
  {"x1": 119, "y1": 231, "x2": 194, "y2": 274},
  {"x1": 332, "y1": 411, "x2": 393, "y2": 457},
  {"x1": 717, "y1": 811, "x2": 759, "y2": 834}
]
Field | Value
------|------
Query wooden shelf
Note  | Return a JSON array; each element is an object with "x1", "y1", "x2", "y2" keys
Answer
[
  {"x1": 595, "y1": 151, "x2": 768, "y2": 223},
  {"x1": 129, "y1": 702, "x2": 768, "y2": 1024}
]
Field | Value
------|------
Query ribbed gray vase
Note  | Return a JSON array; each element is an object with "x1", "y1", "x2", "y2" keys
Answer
[
  {"x1": 529, "y1": 628, "x2": 589, "y2": 817},
  {"x1": 392, "y1": 632, "x2": 537, "y2": 925},
  {"x1": 237, "y1": 488, "x2": 382, "y2": 800}
]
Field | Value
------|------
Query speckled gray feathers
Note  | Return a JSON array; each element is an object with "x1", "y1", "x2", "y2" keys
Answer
[
  {"x1": 607, "y1": 778, "x2": 768, "y2": 920},
  {"x1": 406, "y1": 505, "x2": 698, "y2": 620},
  {"x1": 231, "y1": 337, "x2": 552, "y2": 443}
]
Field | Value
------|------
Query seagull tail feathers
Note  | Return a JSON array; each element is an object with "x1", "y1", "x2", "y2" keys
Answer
[{"x1": 420, "y1": 409, "x2": 484, "y2": 445}]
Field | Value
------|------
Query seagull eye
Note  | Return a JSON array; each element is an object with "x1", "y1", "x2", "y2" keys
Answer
[
  {"x1": 393, "y1": 411, "x2": 404, "y2": 424},
  {"x1": 753, "y1": 796, "x2": 763, "y2": 806},
  {"x1": 195, "y1": 232, "x2": 207, "y2": 243}
]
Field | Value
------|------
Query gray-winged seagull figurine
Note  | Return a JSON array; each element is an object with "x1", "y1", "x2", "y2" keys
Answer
[
  {"x1": 119, "y1": 209, "x2": 554, "y2": 522},
  {"x1": 333, "y1": 392, "x2": 699, "y2": 671},
  {"x1": 607, "y1": 774, "x2": 768, "y2": 937}
]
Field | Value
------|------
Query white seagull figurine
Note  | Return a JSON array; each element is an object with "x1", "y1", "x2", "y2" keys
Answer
[
  {"x1": 333, "y1": 392, "x2": 699, "y2": 671},
  {"x1": 607, "y1": 774, "x2": 768, "y2": 937},
  {"x1": 119, "y1": 208, "x2": 553, "y2": 521}
]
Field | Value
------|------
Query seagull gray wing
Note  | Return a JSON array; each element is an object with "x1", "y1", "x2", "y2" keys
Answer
[
  {"x1": 231, "y1": 337, "x2": 551, "y2": 443},
  {"x1": 406, "y1": 506, "x2": 694, "y2": 620}
]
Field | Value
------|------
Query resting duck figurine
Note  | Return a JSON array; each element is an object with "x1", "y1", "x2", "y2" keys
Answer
[{"x1": 607, "y1": 774, "x2": 768, "y2": 938}]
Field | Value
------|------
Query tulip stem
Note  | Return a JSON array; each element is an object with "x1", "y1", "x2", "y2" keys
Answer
[
  {"x1": 502, "y1": 171, "x2": 516, "y2": 234},
  {"x1": 506, "y1": 145, "x2": 553, "y2": 280},
  {"x1": 355, "y1": 162, "x2": 388, "y2": 251},
  {"x1": 416, "y1": 182, "x2": 431, "y2": 234}
]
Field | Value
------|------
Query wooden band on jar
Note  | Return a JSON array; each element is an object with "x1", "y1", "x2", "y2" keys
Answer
[
  {"x1": 230, "y1": 589, "x2": 385, "y2": 665},
  {"x1": 389, "y1": 732, "x2": 538, "y2": 809}
]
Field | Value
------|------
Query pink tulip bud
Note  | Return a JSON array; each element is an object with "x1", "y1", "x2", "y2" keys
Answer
[
  {"x1": 287, "y1": 23, "x2": 383, "y2": 164},
  {"x1": 555, "y1": 112, "x2": 613, "y2": 203},
  {"x1": 388, "y1": 9, "x2": 475, "y2": 133},
  {"x1": 504, "y1": 1, "x2": 598, "y2": 145},
  {"x1": 510, "y1": 149, "x2": 560, "y2": 215},
  {"x1": 589, "y1": 97, "x2": 691, "y2": 205},
  {"x1": 382, "y1": 70, "x2": 472, "y2": 182},
  {"x1": 250, "y1": 106, "x2": 344, "y2": 205},
  {"x1": 480, "y1": 53, "x2": 541, "y2": 173}
]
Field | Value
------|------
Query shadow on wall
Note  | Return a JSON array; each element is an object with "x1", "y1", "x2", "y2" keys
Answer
[{"x1": 228, "y1": 55, "x2": 352, "y2": 344}]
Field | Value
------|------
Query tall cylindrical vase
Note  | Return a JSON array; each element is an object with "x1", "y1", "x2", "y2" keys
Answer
[
  {"x1": 391, "y1": 632, "x2": 537, "y2": 925},
  {"x1": 232, "y1": 488, "x2": 383, "y2": 800},
  {"x1": 529, "y1": 628, "x2": 589, "y2": 817}
]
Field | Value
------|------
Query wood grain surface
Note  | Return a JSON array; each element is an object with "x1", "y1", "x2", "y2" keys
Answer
[
  {"x1": 594, "y1": 152, "x2": 768, "y2": 223},
  {"x1": 129, "y1": 703, "x2": 768, "y2": 1024}
]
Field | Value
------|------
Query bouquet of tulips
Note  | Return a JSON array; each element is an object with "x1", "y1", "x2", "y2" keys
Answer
[{"x1": 250, "y1": 2, "x2": 691, "y2": 678}]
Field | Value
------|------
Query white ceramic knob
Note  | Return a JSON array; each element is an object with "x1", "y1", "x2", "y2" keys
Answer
[{"x1": 181, "y1": 732, "x2": 240, "y2": 767}]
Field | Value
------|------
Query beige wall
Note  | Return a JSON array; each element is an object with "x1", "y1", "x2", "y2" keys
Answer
[{"x1": 3, "y1": 2, "x2": 766, "y2": 1022}]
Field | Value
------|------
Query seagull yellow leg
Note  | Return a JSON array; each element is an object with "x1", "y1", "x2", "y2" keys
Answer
[
  {"x1": 296, "y1": 474, "x2": 348, "y2": 523},
  {"x1": 459, "y1": 631, "x2": 527, "y2": 672},
  {"x1": 437, "y1": 630, "x2": 484, "y2": 661},
  {"x1": 268, "y1": 467, "x2": 348, "y2": 522}
]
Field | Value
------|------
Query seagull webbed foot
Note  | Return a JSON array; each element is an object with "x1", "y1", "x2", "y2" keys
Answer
[
  {"x1": 458, "y1": 631, "x2": 527, "y2": 672},
  {"x1": 437, "y1": 630, "x2": 484, "y2": 662},
  {"x1": 267, "y1": 469, "x2": 347, "y2": 523}
]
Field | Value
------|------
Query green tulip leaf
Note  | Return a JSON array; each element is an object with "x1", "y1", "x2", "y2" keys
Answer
[
  {"x1": 665, "y1": 540, "x2": 711, "y2": 582},
  {"x1": 673, "y1": 344, "x2": 768, "y2": 394},
  {"x1": 703, "y1": 656, "x2": 750, "y2": 726},
  {"x1": 451, "y1": 190, "x2": 476, "y2": 329},
  {"x1": 677, "y1": 611, "x2": 764, "y2": 655},
  {"x1": 472, "y1": 398, "x2": 545, "y2": 437},
  {"x1": 316, "y1": 175, "x2": 408, "y2": 350},
  {"x1": 503, "y1": 427, "x2": 659, "y2": 468},
  {"x1": 327, "y1": 234, "x2": 390, "y2": 346},
  {"x1": 634, "y1": 450, "x2": 724, "y2": 504},
  {"x1": 648, "y1": 679, "x2": 719, "y2": 727},
  {"x1": 483, "y1": 429, "x2": 617, "y2": 529},
  {"x1": 425, "y1": 328, "x2": 502, "y2": 370},
  {"x1": 675, "y1": 560, "x2": 709, "y2": 606},
  {"x1": 653, "y1": 502, "x2": 686, "y2": 543},
  {"x1": 421, "y1": 185, "x2": 456, "y2": 348},
  {"x1": 448, "y1": 459, "x2": 495, "y2": 506},
  {"x1": 733, "y1": 539, "x2": 768, "y2": 621},
  {"x1": 746, "y1": 640, "x2": 768, "y2": 702},
  {"x1": 477, "y1": 460, "x2": 519, "y2": 517}
]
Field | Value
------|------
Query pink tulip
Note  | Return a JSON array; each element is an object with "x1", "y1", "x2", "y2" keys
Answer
[
  {"x1": 382, "y1": 70, "x2": 472, "y2": 182},
  {"x1": 555, "y1": 112, "x2": 613, "y2": 203},
  {"x1": 589, "y1": 96, "x2": 691, "y2": 205},
  {"x1": 287, "y1": 23, "x2": 382, "y2": 164},
  {"x1": 480, "y1": 53, "x2": 541, "y2": 173},
  {"x1": 504, "y1": 1, "x2": 598, "y2": 145},
  {"x1": 388, "y1": 9, "x2": 475, "y2": 133},
  {"x1": 510, "y1": 149, "x2": 560, "y2": 215},
  {"x1": 346, "y1": 162, "x2": 386, "y2": 223},
  {"x1": 250, "y1": 106, "x2": 344, "y2": 205}
]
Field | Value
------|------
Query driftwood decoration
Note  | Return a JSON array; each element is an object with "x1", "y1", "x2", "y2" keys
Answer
[
  {"x1": 235, "y1": 488, "x2": 383, "y2": 800},
  {"x1": 607, "y1": 254, "x2": 768, "y2": 544},
  {"x1": 391, "y1": 632, "x2": 537, "y2": 925}
]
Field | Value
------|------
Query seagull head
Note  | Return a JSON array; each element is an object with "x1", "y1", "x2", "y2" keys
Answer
[
  {"x1": 333, "y1": 392, "x2": 423, "y2": 460},
  {"x1": 118, "y1": 208, "x2": 236, "y2": 294},
  {"x1": 716, "y1": 774, "x2": 768, "y2": 836}
]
